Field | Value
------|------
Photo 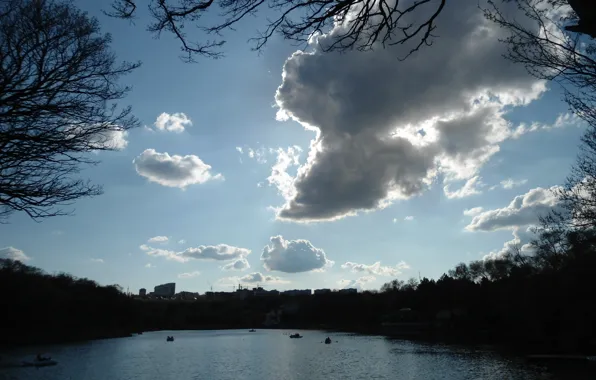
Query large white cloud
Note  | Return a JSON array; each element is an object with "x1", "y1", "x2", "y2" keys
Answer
[
  {"x1": 261, "y1": 235, "x2": 334, "y2": 273},
  {"x1": 465, "y1": 186, "x2": 561, "y2": 232},
  {"x1": 133, "y1": 149, "x2": 222, "y2": 188},
  {"x1": 140, "y1": 243, "x2": 250, "y2": 263},
  {"x1": 0, "y1": 246, "x2": 30, "y2": 262},
  {"x1": 154, "y1": 112, "x2": 192, "y2": 133},
  {"x1": 269, "y1": 0, "x2": 553, "y2": 222},
  {"x1": 341, "y1": 261, "x2": 409, "y2": 277}
]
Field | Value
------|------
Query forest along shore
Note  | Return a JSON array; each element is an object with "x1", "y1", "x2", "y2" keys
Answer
[{"x1": 3, "y1": 256, "x2": 596, "y2": 356}]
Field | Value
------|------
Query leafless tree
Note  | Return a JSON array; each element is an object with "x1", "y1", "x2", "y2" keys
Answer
[
  {"x1": 107, "y1": 0, "x2": 446, "y2": 63},
  {"x1": 0, "y1": 0, "x2": 140, "y2": 222},
  {"x1": 484, "y1": 0, "x2": 596, "y2": 128}
]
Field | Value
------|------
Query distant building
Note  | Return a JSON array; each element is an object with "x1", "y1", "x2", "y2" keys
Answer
[
  {"x1": 139, "y1": 288, "x2": 147, "y2": 296},
  {"x1": 282, "y1": 289, "x2": 312, "y2": 296},
  {"x1": 338, "y1": 288, "x2": 357, "y2": 294},
  {"x1": 154, "y1": 282, "x2": 176, "y2": 297},
  {"x1": 314, "y1": 288, "x2": 331, "y2": 295},
  {"x1": 176, "y1": 291, "x2": 199, "y2": 300}
]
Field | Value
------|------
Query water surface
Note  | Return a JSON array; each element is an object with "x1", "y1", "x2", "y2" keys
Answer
[{"x1": 0, "y1": 330, "x2": 589, "y2": 379}]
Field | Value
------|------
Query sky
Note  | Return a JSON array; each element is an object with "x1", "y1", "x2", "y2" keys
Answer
[{"x1": 0, "y1": 0, "x2": 587, "y2": 294}]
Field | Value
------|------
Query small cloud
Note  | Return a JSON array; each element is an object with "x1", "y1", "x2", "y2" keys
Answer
[
  {"x1": 466, "y1": 186, "x2": 561, "y2": 232},
  {"x1": 237, "y1": 145, "x2": 269, "y2": 164},
  {"x1": 0, "y1": 247, "x2": 31, "y2": 262},
  {"x1": 178, "y1": 239, "x2": 186, "y2": 244},
  {"x1": 145, "y1": 263, "x2": 156, "y2": 268},
  {"x1": 463, "y1": 207, "x2": 484, "y2": 216},
  {"x1": 90, "y1": 258, "x2": 104, "y2": 263},
  {"x1": 222, "y1": 257, "x2": 250, "y2": 271},
  {"x1": 133, "y1": 149, "x2": 223, "y2": 188},
  {"x1": 341, "y1": 261, "x2": 409, "y2": 276},
  {"x1": 148, "y1": 236, "x2": 169, "y2": 244},
  {"x1": 337, "y1": 276, "x2": 376, "y2": 291},
  {"x1": 261, "y1": 235, "x2": 334, "y2": 273},
  {"x1": 218, "y1": 272, "x2": 289, "y2": 285},
  {"x1": 153, "y1": 112, "x2": 192, "y2": 133},
  {"x1": 404, "y1": 216, "x2": 414, "y2": 221},
  {"x1": 444, "y1": 176, "x2": 484, "y2": 199},
  {"x1": 178, "y1": 271, "x2": 201, "y2": 279},
  {"x1": 51, "y1": 230, "x2": 64, "y2": 236},
  {"x1": 392, "y1": 218, "x2": 398, "y2": 223},
  {"x1": 500, "y1": 178, "x2": 528, "y2": 190}
]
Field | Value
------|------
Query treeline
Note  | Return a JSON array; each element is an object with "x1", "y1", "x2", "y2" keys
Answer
[{"x1": 0, "y1": 259, "x2": 140, "y2": 347}]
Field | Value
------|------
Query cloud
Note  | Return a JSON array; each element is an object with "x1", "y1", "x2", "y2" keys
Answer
[
  {"x1": 465, "y1": 186, "x2": 561, "y2": 232},
  {"x1": 133, "y1": 149, "x2": 222, "y2": 188},
  {"x1": 181, "y1": 245, "x2": 251, "y2": 261},
  {"x1": 178, "y1": 239, "x2": 186, "y2": 244},
  {"x1": 483, "y1": 226, "x2": 536, "y2": 261},
  {"x1": 511, "y1": 112, "x2": 585, "y2": 138},
  {"x1": 500, "y1": 178, "x2": 528, "y2": 190},
  {"x1": 68, "y1": 125, "x2": 128, "y2": 151},
  {"x1": 463, "y1": 207, "x2": 484, "y2": 216},
  {"x1": 0, "y1": 247, "x2": 30, "y2": 262},
  {"x1": 154, "y1": 112, "x2": 192, "y2": 133},
  {"x1": 145, "y1": 263, "x2": 156, "y2": 268},
  {"x1": 95, "y1": 128, "x2": 128, "y2": 150},
  {"x1": 237, "y1": 145, "x2": 269, "y2": 164},
  {"x1": 90, "y1": 258, "x2": 104, "y2": 263},
  {"x1": 444, "y1": 176, "x2": 485, "y2": 199},
  {"x1": 140, "y1": 243, "x2": 251, "y2": 263},
  {"x1": 222, "y1": 257, "x2": 250, "y2": 271},
  {"x1": 218, "y1": 272, "x2": 289, "y2": 285},
  {"x1": 269, "y1": 0, "x2": 552, "y2": 222},
  {"x1": 261, "y1": 236, "x2": 334, "y2": 273},
  {"x1": 267, "y1": 146, "x2": 302, "y2": 201},
  {"x1": 341, "y1": 261, "x2": 409, "y2": 276},
  {"x1": 148, "y1": 236, "x2": 169, "y2": 244},
  {"x1": 178, "y1": 271, "x2": 201, "y2": 279},
  {"x1": 404, "y1": 216, "x2": 414, "y2": 221},
  {"x1": 338, "y1": 276, "x2": 376, "y2": 291}
]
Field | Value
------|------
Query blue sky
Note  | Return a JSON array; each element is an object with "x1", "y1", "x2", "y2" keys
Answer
[{"x1": 0, "y1": 0, "x2": 586, "y2": 294}]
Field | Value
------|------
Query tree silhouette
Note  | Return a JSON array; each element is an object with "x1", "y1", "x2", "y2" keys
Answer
[{"x1": 0, "y1": 0, "x2": 140, "y2": 222}]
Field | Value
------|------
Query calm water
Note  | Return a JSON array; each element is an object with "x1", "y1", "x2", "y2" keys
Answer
[{"x1": 0, "y1": 330, "x2": 591, "y2": 379}]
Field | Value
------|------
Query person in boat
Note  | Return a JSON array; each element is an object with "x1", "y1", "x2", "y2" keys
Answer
[
  {"x1": 36, "y1": 353, "x2": 50, "y2": 361},
  {"x1": 325, "y1": 337, "x2": 331, "y2": 344}
]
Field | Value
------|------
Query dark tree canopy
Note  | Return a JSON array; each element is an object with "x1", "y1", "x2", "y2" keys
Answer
[
  {"x1": 108, "y1": 0, "x2": 446, "y2": 62},
  {"x1": 0, "y1": 0, "x2": 140, "y2": 222}
]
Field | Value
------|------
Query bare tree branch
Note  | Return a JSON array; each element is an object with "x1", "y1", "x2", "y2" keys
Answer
[
  {"x1": 484, "y1": 0, "x2": 596, "y2": 128},
  {"x1": 108, "y1": 0, "x2": 446, "y2": 62},
  {"x1": 0, "y1": 0, "x2": 140, "y2": 222}
]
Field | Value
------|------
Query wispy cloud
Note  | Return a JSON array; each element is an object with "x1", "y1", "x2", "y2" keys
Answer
[{"x1": 178, "y1": 271, "x2": 201, "y2": 279}]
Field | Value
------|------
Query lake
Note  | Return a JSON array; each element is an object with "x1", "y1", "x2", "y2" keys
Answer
[{"x1": 0, "y1": 330, "x2": 592, "y2": 379}]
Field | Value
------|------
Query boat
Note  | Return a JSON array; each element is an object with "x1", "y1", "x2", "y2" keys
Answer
[
  {"x1": 289, "y1": 333, "x2": 303, "y2": 339},
  {"x1": 248, "y1": 329, "x2": 256, "y2": 332},
  {"x1": 166, "y1": 336, "x2": 174, "y2": 342},
  {"x1": 324, "y1": 337, "x2": 332, "y2": 344},
  {"x1": 22, "y1": 360, "x2": 57, "y2": 367}
]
